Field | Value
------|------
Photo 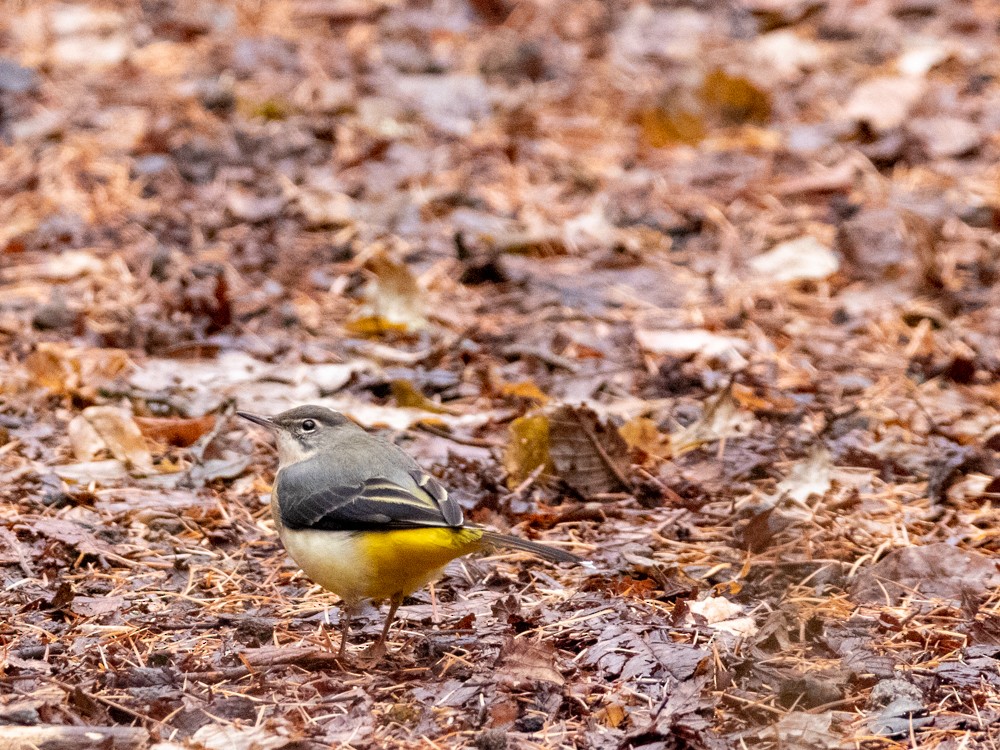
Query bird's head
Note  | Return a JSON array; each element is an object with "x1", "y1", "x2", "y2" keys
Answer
[{"x1": 238, "y1": 405, "x2": 353, "y2": 466}]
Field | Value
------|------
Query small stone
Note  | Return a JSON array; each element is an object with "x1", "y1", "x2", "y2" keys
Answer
[
  {"x1": 836, "y1": 208, "x2": 909, "y2": 280},
  {"x1": 515, "y1": 715, "x2": 544, "y2": 732},
  {"x1": 836, "y1": 374, "x2": 872, "y2": 394},
  {"x1": 959, "y1": 204, "x2": 998, "y2": 229},
  {"x1": 907, "y1": 116, "x2": 982, "y2": 159},
  {"x1": 480, "y1": 35, "x2": 546, "y2": 83},
  {"x1": 200, "y1": 79, "x2": 235, "y2": 112},
  {"x1": 133, "y1": 154, "x2": 171, "y2": 176},
  {"x1": 475, "y1": 729, "x2": 508, "y2": 750},
  {"x1": 234, "y1": 616, "x2": 274, "y2": 646},
  {"x1": 845, "y1": 76, "x2": 925, "y2": 132},
  {"x1": 0, "y1": 58, "x2": 38, "y2": 94},
  {"x1": 868, "y1": 679, "x2": 923, "y2": 709},
  {"x1": 0, "y1": 705, "x2": 41, "y2": 725},
  {"x1": 32, "y1": 296, "x2": 79, "y2": 331}
]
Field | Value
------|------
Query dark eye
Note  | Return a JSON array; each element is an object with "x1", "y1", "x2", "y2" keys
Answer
[{"x1": 301, "y1": 419, "x2": 316, "y2": 432}]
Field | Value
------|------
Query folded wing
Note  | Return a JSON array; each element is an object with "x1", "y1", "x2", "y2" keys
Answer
[{"x1": 275, "y1": 459, "x2": 464, "y2": 532}]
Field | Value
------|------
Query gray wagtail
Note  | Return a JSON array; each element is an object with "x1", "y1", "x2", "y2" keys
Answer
[{"x1": 238, "y1": 405, "x2": 580, "y2": 657}]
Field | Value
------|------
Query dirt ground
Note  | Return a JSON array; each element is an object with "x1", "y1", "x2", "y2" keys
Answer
[{"x1": 3, "y1": 0, "x2": 1000, "y2": 748}]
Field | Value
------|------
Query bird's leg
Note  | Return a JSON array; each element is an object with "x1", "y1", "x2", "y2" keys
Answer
[
  {"x1": 365, "y1": 594, "x2": 402, "y2": 660},
  {"x1": 429, "y1": 581, "x2": 440, "y2": 624},
  {"x1": 337, "y1": 604, "x2": 354, "y2": 659}
]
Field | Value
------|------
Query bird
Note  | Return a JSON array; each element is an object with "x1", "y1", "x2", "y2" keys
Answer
[{"x1": 238, "y1": 404, "x2": 581, "y2": 658}]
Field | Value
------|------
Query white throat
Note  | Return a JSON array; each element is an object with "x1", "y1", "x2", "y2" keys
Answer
[{"x1": 275, "y1": 432, "x2": 315, "y2": 466}]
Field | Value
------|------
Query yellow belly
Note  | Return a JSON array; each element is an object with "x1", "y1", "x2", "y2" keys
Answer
[{"x1": 279, "y1": 526, "x2": 484, "y2": 604}]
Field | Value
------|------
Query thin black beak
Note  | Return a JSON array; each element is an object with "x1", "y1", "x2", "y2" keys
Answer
[{"x1": 237, "y1": 411, "x2": 275, "y2": 429}]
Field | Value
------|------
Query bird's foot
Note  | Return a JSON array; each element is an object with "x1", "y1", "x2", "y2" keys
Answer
[{"x1": 361, "y1": 639, "x2": 387, "y2": 663}]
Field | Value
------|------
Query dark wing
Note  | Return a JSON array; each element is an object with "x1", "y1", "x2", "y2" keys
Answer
[
  {"x1": 276, "y1": 459, "x2": 463, "y2": 532},
  {"x1": 409, "y1": 468, "x2": 463, "y2": 526}
]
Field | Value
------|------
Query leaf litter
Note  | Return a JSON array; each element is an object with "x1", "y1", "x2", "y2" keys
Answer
[{"x1": 4, "y1": 0, "x2": 1000, "y2": 748}]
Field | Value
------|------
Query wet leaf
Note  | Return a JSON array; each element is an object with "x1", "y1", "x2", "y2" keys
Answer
[
  {"x1": 585, "y1": 625, "x2": 707, "y2": 682},
  {"x1": 26, "y1": 518, "x2": 117, "y2": 559},
  {"x1": 868, "y1": 697, "x2": 932, "y2": 738},
  {"x1": 69, "y1": 595, "x2": 125, "y2": 618},
  {"x1": 851, "y1": 544, "x2": 1000, "y2": 605}
]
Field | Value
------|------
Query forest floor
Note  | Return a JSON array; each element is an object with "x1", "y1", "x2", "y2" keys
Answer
[{"x1": 3, "y1": 0, "x2": 1000, "y2": 748}]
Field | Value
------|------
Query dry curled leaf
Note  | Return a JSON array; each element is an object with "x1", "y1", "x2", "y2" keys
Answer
[
  {"x1": 671, "y1": 385, "x2": 754, "y2": 456},
  {"x1": 68, "y1": 414, "x2": 107, "y2": 461},
  {"x1": 495, "y1": 637, "x2": 564, "y2": 688},
  {"x1": 346, "y1": 253, "x2": 427, "y2": 335},
  {"x1": 134, "y1": 415, "x2": 217, "y2": 447},
  {"x1": 548, "y1": 404, "x2": 631, "y2": 495},
  {"x1": 82, "y1": 406, "x2": 154, "y2": 472}
]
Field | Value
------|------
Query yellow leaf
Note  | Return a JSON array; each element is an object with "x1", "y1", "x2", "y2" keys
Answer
[
  {"x1": 25, "y1": 345, "x2": 78, "y2": 395},
  {"x1": 600, "y1": 703, "x2": 627, "y2": 729},
  {"x1": 344, "y1": 316, "x2": 412, "y2": 335},
  {"x1": 700, "y1": 68, "x2": 771, "y2": 125},
  {"x1": 638, "y1": 107, "x2": 706, "y2": 147},
  {"x1": 347, "y1": 253, "x2": 427, "y2": 336},
  {"x1": 619, "y1": 417, "x2": 671, "y2": 459},
  {"x1": 500, "y1": 380, "x2": 549, "y2": 403},
  {"x1": 390, "y1": 380, "x2": 448, "y2": 414},
  {"x1": 503, "y1": 414, "x2": 553, "y2": 489},
  {"x1": 731, "y1": 383, "x2": 797, "y2": 414}
]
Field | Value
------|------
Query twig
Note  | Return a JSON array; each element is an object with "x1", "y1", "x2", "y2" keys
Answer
[
  {"x1": 414, "y1": 423, "x2": 502, "y2": 449},
  {"x1": 501, "y1": 345, "x2": 579, "y2": 373},
  {"x1": 0, "y1": 725, "x2": 149, "y2": 750}
]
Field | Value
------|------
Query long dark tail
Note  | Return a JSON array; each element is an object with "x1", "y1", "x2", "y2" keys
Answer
[{"x1": 480, "y1": 530, "x2": 582, "y2": 564}]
